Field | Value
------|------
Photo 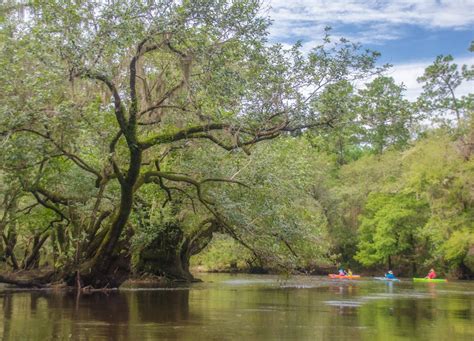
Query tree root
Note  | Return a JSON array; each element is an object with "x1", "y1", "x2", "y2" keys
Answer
[{"x1": 0, "y1": 271, "x2": 55, "y2": 288}]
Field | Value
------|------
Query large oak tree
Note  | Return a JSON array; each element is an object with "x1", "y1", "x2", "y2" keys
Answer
[{"x1": 0, "y1": 0, "x2": 380, "y2": 287}]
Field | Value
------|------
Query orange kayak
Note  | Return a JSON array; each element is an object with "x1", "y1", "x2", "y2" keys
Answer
[{"x1": 328, "y1": 274, "x2": 361, "y2": 279}]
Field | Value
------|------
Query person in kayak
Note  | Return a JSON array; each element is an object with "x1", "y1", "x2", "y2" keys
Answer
[
  {"x1": 425, "y1": 269, "x2": 436, "y2": 279},
  {"x1": 347, "y1": 269, "x2": 353, "y2": 276},
  {"x1": 338, "y1": 268, "x2": 347, "y2": 276},
  {"x1": 385, "y1": 270, "x2": 396, "y2": 279}
]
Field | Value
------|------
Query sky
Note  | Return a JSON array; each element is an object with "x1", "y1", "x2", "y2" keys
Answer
[{"x1": 266, "y1": 0, "x2": 474, "y2": 99}]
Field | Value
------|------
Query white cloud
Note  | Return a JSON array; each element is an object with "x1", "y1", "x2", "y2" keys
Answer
[
  {"x1": 266, "y1": 0, "x2": 474, "y2": 44},
  {"x1": 264, "y1": 0, "x2": 474, "y2": 98},
  {"x1": 385, "y1": 56, "x2": 474, "y2": 101}
]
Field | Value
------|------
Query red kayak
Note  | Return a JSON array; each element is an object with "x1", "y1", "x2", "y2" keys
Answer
[{"x1": 328, "y1": 274, "x2": 361, "y2": 279}]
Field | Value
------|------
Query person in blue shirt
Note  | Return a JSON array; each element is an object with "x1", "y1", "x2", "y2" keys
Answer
[
  {"x1": 385, "y1": 270, "x2": 396, "y2": 279},
  {"x1": 338, "y1": 268, "x2": 347, "y2": 276}
]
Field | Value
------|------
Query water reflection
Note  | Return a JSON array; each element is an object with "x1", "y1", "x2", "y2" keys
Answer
[
  {"x1": 0, "y1": 274, "x2": 472, "y2": 340},
  {"x1": 134, "y1": 290, "x2": 190, "y2": 322}
]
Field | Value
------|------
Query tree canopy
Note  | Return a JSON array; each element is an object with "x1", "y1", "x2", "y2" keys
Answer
[{"x1": 0, "y1": 1, "x2": 473, "y2": 287}]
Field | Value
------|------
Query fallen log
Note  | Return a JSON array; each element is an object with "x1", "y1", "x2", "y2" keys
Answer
[{"x1": 0, "y1": 271, "x2": 55, "y2": 288}]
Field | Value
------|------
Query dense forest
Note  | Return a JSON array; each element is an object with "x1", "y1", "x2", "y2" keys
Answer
[{"x1": 0, "y1": 0, "x2": 473, "y2": 289}]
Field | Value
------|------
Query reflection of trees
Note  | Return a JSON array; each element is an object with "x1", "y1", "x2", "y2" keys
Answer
[
  {"x1": 1, "y1": 292, "x2": 60, "y2": 339},
  {"x1": 1, "y1": 293, "x2": 13, "y2": 339},
  {"x1": 0, "y1": 283, "x2": 473, "y2": 339},
  {"x1": 328, "y1": 283, "x2": 359, "y2": 297},
  {"x1": 357, "y1": 294, "x2": 441, "y2": 339},
  {"x1": 0, "y1": 291, "x2": 131, "y2": 339},
  {"x1": 323, "y1": 284, "x2": 361, "y2": 339},
  {"x1": 134, "y1": 289, "x2": 190, "y2": 322},
  {"x1": 73, "y1": 292, "x2": 131, "y2": 340},
  {"x1": 0, "y1": 289, "x2": 192, "y2": 339}
]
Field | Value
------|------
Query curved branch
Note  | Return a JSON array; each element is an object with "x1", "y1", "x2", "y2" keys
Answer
[
  {"x1": 78, "y1": 70, "x2": 127, "y2": 132},
  {"x1": 283, "y1": 118, "x2": 336, "y2": 132},
  {"x1": 107, "y1": 130, "x2": 126, "y2": 185},
  {"x1": 183, "y1": 218, "x2": 219, "y2": 258},
  {"x1": 139, "y1": 123, "x2": 229, "y2": 149},
  {"x1": 31, "y1": 191, "x2": 69, "y2": 222},
  {"x1": 12, "y1": 128, "x2": 102, "y2": 180},
  {"x1": 167, "y1": 186, "x2": 197, "y2": 213},
  {"x1": 190, "y1": 131, "x2": 280, "y2": 153},
  {"x1": 166, "y1": 41, "x2": 187, "y2": 58},
  {"x1": 34, "y1": 187, "x2": 85, "y2": 205},
  {"x1": 23, "y1": 232, "x2": 50, "y2": 270},
  {"x1": 109, "y1": 130, "x2": 123, "y2": 153},
  {"x1": 154, "y1": 161, "x2": 172, "y2": 205},
  {"x1": 130, "y1": 38, "x2": 168, "y2": 120},
  {"x1": 140, "y1": 171, "x2": 206, "y2": 201},
  {"x1": 137, "y1": 82, "x2": 186, "y2": 118},
  {"x1": 139, "y1": 170, "x2": 259, "y2": 264},
  {"x1": 198, "y1": 201, "x2": 262, "y2": 263},
  {"x1": 110, "y1": 157, "x2": 125, "y2": 186},
  {"x1": 87, "y1": 210, "x2": 111, "y2": 243},
  {"x1": 200, "y1": 178, "x2": 249, "y2": 188}
]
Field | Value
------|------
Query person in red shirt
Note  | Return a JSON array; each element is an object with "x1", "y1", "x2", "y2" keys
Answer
[{"x1": 425, "y1": 268, "x2": 437, "y2": 279}]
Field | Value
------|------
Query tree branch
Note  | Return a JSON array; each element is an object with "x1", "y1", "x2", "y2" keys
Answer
[
  {"x1": 33, "y1": 187, "x2": 85, "y2": 206},
  {"x1": 78, "y1": 70, "x2": 127, "y2": 132},
  {"x1": 130, "y1": 38, "x2": 169, "y2": 122},
  {"x1": 190, "y1": 131, "x2": 280, "y2": 154},
  {"x1": 12, "y1": 128, "x2": 102, "y2": 180},
  {"x1": 137, "y1": 81, "x2": 186, "y2": 118},
  {"x1": 200, "y1": 178, "x2": 249, "y2": 188},
  {"x1": 139, "y1": 123, "x2": 229, "y2": 149},
  {"x1": 31, "y1": 191, "x2": 68, "y2": 222}
]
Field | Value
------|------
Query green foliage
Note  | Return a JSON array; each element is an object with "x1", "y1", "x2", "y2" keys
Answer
[
  {"x1": 443, "y1": 229, "x2": 474, "y2": 265},
  {"x1": 0, "y1": 1, "x2": 472, "y2": 281},
  {"x1": 309, "y1": 80, "x2": 361, "y2": 165},
  {"x1": 191, "y1": 233, "x2": 252, "y2": 271},
  {"x1": 355, "y1": 193, "x2": 429, "y2": 267},
  {"x1": 400, "y1": 132, "x2": 474, "y2": 270},
  {"x1": 344, "y1": 125, "x2": 473, "y2": 275},
  {"x1": 417, "y1": 53, "x2": 474, "y2": 125},
  {"x1": 172, "y1": 137, "x2": 334, "y2": 271},
  {"x1": 355, "y1": 76, "x2": 416, "y2": 154}
]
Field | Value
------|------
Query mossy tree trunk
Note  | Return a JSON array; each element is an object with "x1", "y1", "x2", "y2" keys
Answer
[{"x1": 135, "y1": 219, "x2": 219, "y2": 281}]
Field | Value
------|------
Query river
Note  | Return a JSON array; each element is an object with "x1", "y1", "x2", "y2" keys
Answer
[{"x1": 0, "y1": 273, "x2": 473, "y2": 340}]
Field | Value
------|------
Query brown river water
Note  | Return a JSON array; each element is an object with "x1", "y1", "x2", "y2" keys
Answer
[{"x1": 0, "y1": 273, "x2": 473, "y2": 340}]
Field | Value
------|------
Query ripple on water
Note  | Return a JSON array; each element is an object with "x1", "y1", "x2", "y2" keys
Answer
[
  {"x1": 120, "y1": 287, "x2": 190, "y2": 291},
  {"x1": 222, "y1": 279, "x2": 275, "y2": 285},
  {"x1": 435, "y1": 289, "x2": 474, "y2": 295},
  {"x1": 325, "y1": 291, "x2": 433, "y2": 308},
  {"x1": 324, "y1": 300, "x2": 364, "y2": 308},
  {"x1": 278, "y1": 284, "x2": 318, "y2": 289},
  {"x1": 361, "y1": 292, "x2": 430, "y2": 300}
]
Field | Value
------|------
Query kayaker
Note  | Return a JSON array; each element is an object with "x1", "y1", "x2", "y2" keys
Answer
[
  {"x1": 347, "y1": 269, "x2": 353, "y2": 276},
  {"x1": 385, "y1": 270, "x2": 396, "y2": 279},
  {"x1": 425, "y1": 268, "x2": 437, "y2": 279},
  {"x1": 338, "y1": 268, "x2": 347, "y2": 276}
]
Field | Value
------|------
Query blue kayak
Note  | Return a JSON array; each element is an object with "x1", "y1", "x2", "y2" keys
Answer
[{"x1": 374, "y1": 277, "x2": 400, "y2": 282}]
